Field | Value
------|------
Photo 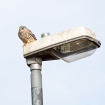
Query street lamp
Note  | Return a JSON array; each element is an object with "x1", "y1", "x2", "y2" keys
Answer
[{"x1": 23, "y1": 27, "x2": 101, "y2": 105}]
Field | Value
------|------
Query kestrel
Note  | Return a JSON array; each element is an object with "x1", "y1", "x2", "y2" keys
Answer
[{"x1": 18, "y1": 26, "x2": 37, "y2": 46}]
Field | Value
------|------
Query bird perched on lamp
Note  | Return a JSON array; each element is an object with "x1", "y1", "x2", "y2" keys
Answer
[{"x1": 18, "y1": 26, "x2": 37, "y2": 46}]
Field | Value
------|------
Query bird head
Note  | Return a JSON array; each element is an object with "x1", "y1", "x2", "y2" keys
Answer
[{"x1": 19, "y1": 26, "x2": 27, "y2": 31}]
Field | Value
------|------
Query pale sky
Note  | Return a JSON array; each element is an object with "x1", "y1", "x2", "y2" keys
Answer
[{"x1": 0, "y1": 0, "x2": 104, "y2": 105}]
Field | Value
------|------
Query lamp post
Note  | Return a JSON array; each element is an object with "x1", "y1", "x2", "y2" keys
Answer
[
  {"x1": 23, "y1": 27, "x2": 101, "y2": 105},
  {"x1": 26, "y1": 57, "x2": 43, "y2": 105}
]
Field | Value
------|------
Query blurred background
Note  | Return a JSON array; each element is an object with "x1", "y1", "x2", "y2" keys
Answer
[{"x1": 0, "y1": 0, "x2": 104, "y2": 105}]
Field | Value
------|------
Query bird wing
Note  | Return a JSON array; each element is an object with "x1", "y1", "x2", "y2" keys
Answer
[{"x1": 27, "y1": 29, "x2": 37, "y2": 40}]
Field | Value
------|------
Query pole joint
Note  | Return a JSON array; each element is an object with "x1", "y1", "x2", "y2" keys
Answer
[{"x1": 26, "y1": 57, "x2": 42, "y2": 71}]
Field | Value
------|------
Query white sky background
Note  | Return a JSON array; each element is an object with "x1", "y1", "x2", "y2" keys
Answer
[{"x1": 0, "y1": 0, "x2": 104, "y2": 105}]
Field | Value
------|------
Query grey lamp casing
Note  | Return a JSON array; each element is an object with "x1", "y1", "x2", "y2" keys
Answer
[{"x1": 23, "y1": 27, "x2": 101, "y2": 63}]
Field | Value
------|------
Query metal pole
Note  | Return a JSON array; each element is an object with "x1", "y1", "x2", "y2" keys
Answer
[{"x1": 26, "y1": 57, "x2": 43, "y2": 105}]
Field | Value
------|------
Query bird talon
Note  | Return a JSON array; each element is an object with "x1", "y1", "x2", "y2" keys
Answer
[{"x1": 23, "y1": 43, "x2": 26, "y2": 46}]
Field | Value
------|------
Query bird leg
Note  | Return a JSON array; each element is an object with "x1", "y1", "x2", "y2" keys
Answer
[{"x1": 23, "y1": 43, "x2": 27, "y2": 46}]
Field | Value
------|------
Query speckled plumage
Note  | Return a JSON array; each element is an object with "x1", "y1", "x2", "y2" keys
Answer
[{"x1": 18, "y1": 26, "x2": 37, "y2": 46}]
